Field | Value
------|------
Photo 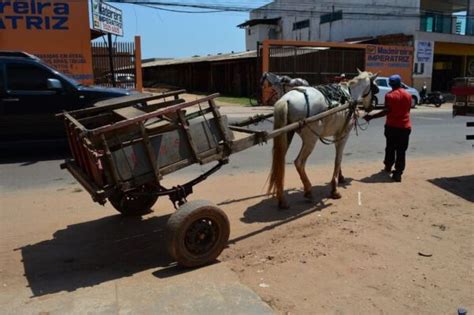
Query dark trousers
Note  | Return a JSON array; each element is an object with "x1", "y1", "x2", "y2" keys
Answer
[{"x1": 384, "y1": 125, "x2": 411, "y2": 175}]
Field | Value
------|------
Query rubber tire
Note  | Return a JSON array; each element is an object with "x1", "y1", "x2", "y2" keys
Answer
[
  {"x1": 108, "y1": 185, "x2": 158, "y2": 216},
  {"x1": 435, "y1": 100, "x2": 442, "y2": 107},
  {"x1": 411, "y1": 96, "x2": 417, "y2": 108},
  {"x1": 166, "y1": 200, "x2": 230, "y2": 267}
]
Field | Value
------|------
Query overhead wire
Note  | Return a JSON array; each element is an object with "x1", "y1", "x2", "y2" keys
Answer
[{"x1": 109, "y1": 0, "x2": 469, "y2": 19}]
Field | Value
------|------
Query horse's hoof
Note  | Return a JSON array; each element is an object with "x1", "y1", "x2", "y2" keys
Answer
[
  {"x1": 304, "y1": 191, "x2": 313, "y2": 199},
  {"x1": 278, "y1": 201, "x2": 290, "y2": 210},
  {"x1": 331, "y1": 191, "x2": 342, "y2": 199}
]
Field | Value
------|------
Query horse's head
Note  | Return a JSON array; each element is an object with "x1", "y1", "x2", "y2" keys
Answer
[
  {"x1": 348, "y1": 69, "x2": 379, "y2": 112},
  {"x1": 261, "y1": 72, "x2": 281, "y2": 86}
]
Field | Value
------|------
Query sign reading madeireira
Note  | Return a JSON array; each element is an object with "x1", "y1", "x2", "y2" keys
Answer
[{"x1": 91, "y1": 0, "x2": 123, "y2": 36}]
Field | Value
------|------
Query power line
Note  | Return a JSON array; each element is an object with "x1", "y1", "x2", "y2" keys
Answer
[
  {"x1": 109, "y1": 0, "x2": 469, "y2": 18},
  {"x1": 138, "y1": 3, "x2": 225, "y2": 13}
]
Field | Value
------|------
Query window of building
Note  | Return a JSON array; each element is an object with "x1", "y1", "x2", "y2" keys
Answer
[
  {"x1": 293, "y1": 19, "x2": 310, "y2": 30},
  {"x1": 420, "y1": 13, "x2": 452, "y2": 34},
  {"x1": 320, "y1": 10, "x2": 343, "y2": 24},
  {"x1": 268, "y1": 28, "x2": 278, "y2": 39},
  {"x1": 6, "y1": 63, "x2": 50, "y2": 91},
  {"x1": 248, "y1": 28, "x2": 252, "y2": 36}
]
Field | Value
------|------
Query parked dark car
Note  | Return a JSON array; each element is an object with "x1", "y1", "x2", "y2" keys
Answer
[{"x1": 0, "y1": 51, "x2": 131, "y2": 144}]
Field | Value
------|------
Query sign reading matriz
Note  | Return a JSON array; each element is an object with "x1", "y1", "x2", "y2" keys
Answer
[{"x1": 0, "y1": 0, "x2": 69, "y2": 30}]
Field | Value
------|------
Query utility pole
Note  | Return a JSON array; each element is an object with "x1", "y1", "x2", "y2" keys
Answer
[
  {"x1": 329, "y1": 5, "x2": 335, "y2": 41},
  {"x1": 107, "y1": 33, "x2": 116, "y2": 87}
]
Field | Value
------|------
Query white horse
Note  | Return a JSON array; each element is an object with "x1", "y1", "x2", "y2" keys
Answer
[{"x1": 267, "y1": 70, "x2": 378, "y2": 209}]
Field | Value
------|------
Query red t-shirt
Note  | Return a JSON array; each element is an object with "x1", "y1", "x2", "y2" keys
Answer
[{"x1": 385, "y1": 88, "x2": 412, "y2": 129}]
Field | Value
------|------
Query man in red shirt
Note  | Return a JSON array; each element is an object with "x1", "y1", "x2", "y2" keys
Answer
[{"x1": 364, "y1": 74, "x2": 412, "y2": 182}]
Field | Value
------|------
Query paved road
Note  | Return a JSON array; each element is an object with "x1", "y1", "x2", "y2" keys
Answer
[{"x1": 0, "y1": 106, "x2": 472, "y2": 192}]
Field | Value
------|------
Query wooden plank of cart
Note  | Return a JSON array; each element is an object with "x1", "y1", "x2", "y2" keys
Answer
[{"x1": 58, "y1": 90, "x2": 351, "y2": 267}]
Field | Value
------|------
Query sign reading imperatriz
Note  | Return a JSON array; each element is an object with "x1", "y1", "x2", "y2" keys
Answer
[
  {"x1": 91, "y1": 0, "x2": 123, "y2": 36},
  {"x1": 365, "y1": 44, "x2": 414, "y2": 86}
]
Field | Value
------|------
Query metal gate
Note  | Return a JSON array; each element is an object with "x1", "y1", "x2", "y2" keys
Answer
[
  {"x1": 267, "y1": 46, "x2": 365, "y2": 85},
  {"x1": 92, "y1": 41, "x2": 136, "y2": 89},
  {"x1": 257, "y1": 40, "x2": 367, "y2": 105}
]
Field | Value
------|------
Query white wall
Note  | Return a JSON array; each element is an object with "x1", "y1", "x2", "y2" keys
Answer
[
  {"x1": 244, "y1": 0, "x2": 421, "y2": 49},
  {"x1": 245, "y1": 24, "x2": 280, "y2": 50}
]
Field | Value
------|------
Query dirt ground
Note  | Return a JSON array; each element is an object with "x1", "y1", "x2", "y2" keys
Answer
[
  {"x1": 0, "y1": 154, "x2": 472, "y2": 314},
  {"x1": 217, "y1": 155, "x2": 473, "y2": 314}
]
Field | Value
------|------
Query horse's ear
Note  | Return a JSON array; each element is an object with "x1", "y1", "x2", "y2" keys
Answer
[
  {"x1": 357, "y1": 68, "x2": 362, "y2": 74},
  {"x1": 371, "y1": 72, "x2": 379, "y2": 79}
]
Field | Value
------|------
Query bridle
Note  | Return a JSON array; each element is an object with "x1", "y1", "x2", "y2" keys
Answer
[{"x1": 362, "y1": 78, "x2": 379, "y2": 99}]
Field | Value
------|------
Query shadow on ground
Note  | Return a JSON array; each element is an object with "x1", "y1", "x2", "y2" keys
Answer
[
  {"x1": 241, "y1": 184, "x2": 335, "y2": 224},
  {"x1": 19, "y1": 213, "x2": 173, "y2": 297},
  {"x1": 428, "y1": 175, "x2": 474, "y2": 202},
  {"x1": 358, "y1": 170, "x2": 394, "y2": 183},
  {"x1": 0, "y1": 142, "x2": 69, "y2": 165},
  {"x1": 19, "y1": 181, "x2": 352, "y2": 296},
  {"x1": 227, "y1": 183, "x2": 342, "y2": 245}
]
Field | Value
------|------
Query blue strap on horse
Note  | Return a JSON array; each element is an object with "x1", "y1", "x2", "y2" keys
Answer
[
  {"x1": 291, "y1": 87, "x2": 311, "y2": 117},
  {"x1": 291, "y1": 85, "x2": 356, "y2": 145}
]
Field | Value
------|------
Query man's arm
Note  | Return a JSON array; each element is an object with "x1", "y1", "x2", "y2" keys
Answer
[
  {"x1": 365, "y1": 93, "x2": 391, "y2": 122},
  {"x1": 364, "y1": 108, "x2": 388, "y2": 121}
]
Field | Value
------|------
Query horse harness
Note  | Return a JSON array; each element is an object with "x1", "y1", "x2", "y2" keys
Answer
[
  {"x1": 289, "y1": 84, "x2": 359, "y2": 145},
  {"x1": 363, "y1": 78, "x2": 380, "y2": 99}
]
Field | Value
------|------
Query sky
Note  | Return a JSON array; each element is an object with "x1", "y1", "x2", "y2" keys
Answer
[{"x1": 100, "y1": 2, "x2": 267, "y2": 59}]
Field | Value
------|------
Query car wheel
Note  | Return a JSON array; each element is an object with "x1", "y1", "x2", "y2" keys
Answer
[{"x1": 411, "y1": 96, "x2": 417, "y2": 108}]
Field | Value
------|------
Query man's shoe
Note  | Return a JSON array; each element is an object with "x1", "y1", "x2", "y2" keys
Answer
[{"x1": 392, "y1": 173, "x2": 402, "y2": 182}]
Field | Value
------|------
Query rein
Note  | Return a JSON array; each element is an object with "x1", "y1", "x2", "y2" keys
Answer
[
  {"x1": 362, "y1": 78, "x2": 379, "y2": 98},
  {"x1": 306, "y1": 100, "x2": 358, "y2": 145}
]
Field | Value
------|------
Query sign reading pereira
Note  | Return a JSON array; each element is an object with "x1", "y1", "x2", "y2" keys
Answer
[
  {"x1": 365, "y1": 45, "x2": 414, "y2": 86},
  {"x1": 0, "y1": 0, "x2": 94, "y2": 84}
]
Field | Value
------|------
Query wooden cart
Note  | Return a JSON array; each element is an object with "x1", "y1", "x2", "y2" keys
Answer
[{"x1": 59, "y1": 90, "x2": 350, "y2": 267}]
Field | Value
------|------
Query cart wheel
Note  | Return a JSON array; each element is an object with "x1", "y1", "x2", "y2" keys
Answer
[
  {"x1": 166, "y1": 200, "x2": 230, "y2": 267},
  {"x1": 108, "y1": 185, "x2": 158, "y2": 216}
]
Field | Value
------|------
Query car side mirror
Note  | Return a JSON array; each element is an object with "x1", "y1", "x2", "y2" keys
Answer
[{"x1": 47, "y1": 78, "x2": 63, "y2": 90}]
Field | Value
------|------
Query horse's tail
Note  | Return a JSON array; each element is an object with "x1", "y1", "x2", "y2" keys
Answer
[{"x1": 267, "y1": 98, "x2": 291, "y2": 196}]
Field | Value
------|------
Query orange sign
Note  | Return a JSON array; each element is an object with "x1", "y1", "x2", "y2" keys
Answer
[
  {"x1": 0, "y1": 0, "x2": 94, "y2": 84},
  {"x1": 366, "y1": 45, "x2": 414, "y2": 86}
]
